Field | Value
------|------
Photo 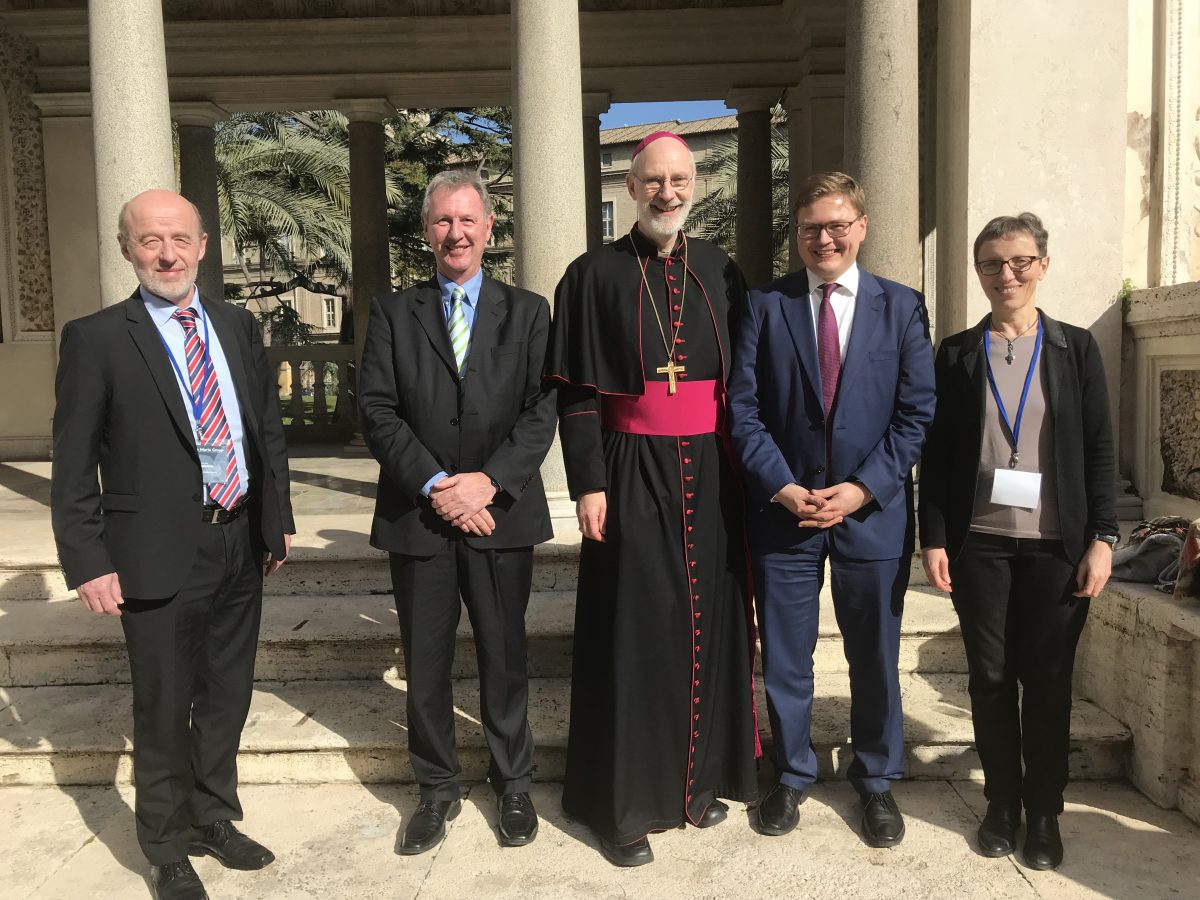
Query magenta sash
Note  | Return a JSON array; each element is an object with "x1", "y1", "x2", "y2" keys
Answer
[{"x1": 600, "y1": 379, "x2": 722, "y2": 436}]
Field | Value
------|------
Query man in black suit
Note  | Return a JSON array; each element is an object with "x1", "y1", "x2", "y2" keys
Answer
[
  {"x1": 50, "y1": 189, "x2": 294, "y2": 900},
  {"x1": 360, "y1": 170, "x2": 556, "y2": 855}
]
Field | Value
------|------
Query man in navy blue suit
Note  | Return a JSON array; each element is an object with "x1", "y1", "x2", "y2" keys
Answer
[{"x1": 728, "y1": 172, "x2": 935, "y2": 847}]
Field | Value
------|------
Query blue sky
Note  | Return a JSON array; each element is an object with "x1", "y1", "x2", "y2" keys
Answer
[{"x1": 599, "y1": 100, "x2": 731, "y2": 129}]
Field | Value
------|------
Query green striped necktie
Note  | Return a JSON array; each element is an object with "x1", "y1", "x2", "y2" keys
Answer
[{"x1": 447, "y1": 285, "x2": 469, "y2": 374}]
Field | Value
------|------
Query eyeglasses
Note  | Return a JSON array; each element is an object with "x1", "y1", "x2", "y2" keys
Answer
[
  {"x1": 797, "y1": 217, "x2": 862, "y2": 240},
  {"x1": 633, "y1": 173, "x2": 693, "y2": 194},
  {"x1": 975, "y1": 255, "x2": 1042, "y2": 276}
]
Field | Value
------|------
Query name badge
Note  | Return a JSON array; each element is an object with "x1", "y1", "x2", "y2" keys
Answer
[
  {"x1": 197, "y1": 443, "x2": 228, "y2": 482},
  {"x1": 990, "y1": 467, "x2": 1042, "y2": 509}
]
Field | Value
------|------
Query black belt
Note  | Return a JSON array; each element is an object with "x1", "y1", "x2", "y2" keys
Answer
[{"x1": 202, "y1": 502, "x2": 245, "y2": 525}]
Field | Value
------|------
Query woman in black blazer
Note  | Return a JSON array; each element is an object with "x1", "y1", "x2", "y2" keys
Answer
[{"x1": 919, "y1": 213, "x2": 1118, "y2": 870}]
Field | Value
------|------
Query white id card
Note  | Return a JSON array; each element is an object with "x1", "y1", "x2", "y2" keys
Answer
[
  {"x1": 990, "y1": 468, "x2": 1042, "y2": 509},
  {"x1": 197, "y1": 444, "x2": 228, "y2": 482}
]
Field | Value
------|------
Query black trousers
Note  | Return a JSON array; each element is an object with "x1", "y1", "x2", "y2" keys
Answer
[
  {"x1": 120, "y1": 513, "x2": 262, "y2": 865},
  {"x1": 949, "y1": 531, "x2": 1089, "y2": 814},
  {"x1": 390, "y1": 541, "x2": 535, "y2": 802}
]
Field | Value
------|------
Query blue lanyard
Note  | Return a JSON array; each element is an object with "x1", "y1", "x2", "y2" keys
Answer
[
  {"x1": 984, "y1": 318, "x2": 1042, "y2": 469},
  {"x1": 156, "y1": 302, "x2": 215, "y2": 430}
]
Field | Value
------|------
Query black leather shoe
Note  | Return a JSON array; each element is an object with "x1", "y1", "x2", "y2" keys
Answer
[
  {"x1": 697, "y1": 799, "x2": 728, "y2": 828},
  {"x1": 497, "y1": 792, "x2": 539, "y2": 846},
  {"x1": 757, "y1": 782, "x2": 805, "y2": 836},
  {"x1": 398, "y1": 798, "x2": 462, "y2": 856},
  {"x1": 861, "y1": 792, "x2": 906, "y2": 847},
  {"x1": 188, "y1": 820, "x2": 274, "y2": 870},
  {"x1": 150, "y1": 859, "x2": 208, "y2": 900},
  {"x1": 1023, "y1": 813, "x2": 1063, "y2": 870},
  {"x1": 977, "y1": 802, "x2": 1021, "y2": 857},
  {"x1": 599, "y1": 835, "x2": 653, "y2": 867}
]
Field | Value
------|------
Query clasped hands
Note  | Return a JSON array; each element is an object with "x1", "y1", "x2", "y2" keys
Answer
[
  {"x1": 429, "y1": 472, "x2": 498, "y2": 536},
  {"x1": 773, "y1": 481, "x2": 872, "y2": 529}
]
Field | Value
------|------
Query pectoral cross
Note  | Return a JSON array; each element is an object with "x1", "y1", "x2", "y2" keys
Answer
[{"x1": 657, "y1": 358, "x2": 686, "y2": 395}]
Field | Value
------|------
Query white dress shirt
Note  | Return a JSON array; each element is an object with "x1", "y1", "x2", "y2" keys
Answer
[{"x1": 805, "y1": 262, "x2": 859, "y2": 360}]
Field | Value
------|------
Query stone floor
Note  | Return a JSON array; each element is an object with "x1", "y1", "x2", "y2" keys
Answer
[
  {"x1": 4, "y1": 452, "x2": 1199, "y2": 898},
  {"x1": 4, "y1": 779, "x2": 1200, "y2": 899}
]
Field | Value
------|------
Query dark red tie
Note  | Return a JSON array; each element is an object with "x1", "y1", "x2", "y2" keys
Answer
[{"x1": 818, "y1": 282, "x2": 841, "y2": 415}]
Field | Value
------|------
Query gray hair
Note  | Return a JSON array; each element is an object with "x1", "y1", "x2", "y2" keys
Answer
[
  {"x1": 973, "y1": 212, "x2": 1049, "y2": 261},
  {"x1": 421, "y1": 169, "x2": 492, "y2": 221}
]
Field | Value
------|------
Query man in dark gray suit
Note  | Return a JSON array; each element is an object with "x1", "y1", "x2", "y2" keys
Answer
[
  {"x1": 359, "y1": 170, "x2": 556, "y2": 855},
  {"x1": 51, "y1": 189, "x2": 294, "y2": 900}
]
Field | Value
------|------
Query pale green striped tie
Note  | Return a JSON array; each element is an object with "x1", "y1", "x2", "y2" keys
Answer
[{"x1": 447, "y1": 286, "x2": 470, "y2": 374}]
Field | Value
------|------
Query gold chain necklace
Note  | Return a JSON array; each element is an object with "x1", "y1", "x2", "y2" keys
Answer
[{"x1": 636, "y1": 236, "x2": 689, "y2": 395}]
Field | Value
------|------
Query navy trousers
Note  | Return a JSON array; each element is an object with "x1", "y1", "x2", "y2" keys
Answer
[{"x1": 754, "y1": 536, "x2": 907, "y2": 795}]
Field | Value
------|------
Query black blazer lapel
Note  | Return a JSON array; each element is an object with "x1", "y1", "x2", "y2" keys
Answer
[
  {"x1": 1039, "y1": 310, "x2": 1069, "y2": 425},
  {"x1": 836, "y1": 271, "x2": 885, "y2": 402},
  {"x1": 124, "y1": 293, "x2": 197, "y2": 454},
  {"x1": 777, "y1": 272, "x2": 822, "y2": 400},
  {"x1": 412, "y1": 281, "x2": 458, "y2": 377},
  {"x1": 468, "y1": 277, "x2": 506, "y2": 362},
  {"x1": 960, "y1": 315, "x2": 990, "y2": 449}
]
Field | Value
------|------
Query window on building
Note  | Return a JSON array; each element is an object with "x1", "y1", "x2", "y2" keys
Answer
[
  {"x1": 324, "y1": 297, "x2": 337, "y2": 328},
  {"x1": 601, "y1": 151, "x2": 613, "y2": 169},
  {"x1": 601, "y1": 201, "x2": 614, "y2": 240}
]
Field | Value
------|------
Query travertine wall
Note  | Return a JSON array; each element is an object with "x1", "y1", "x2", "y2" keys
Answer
[
  {"x1": 935, "y1": 0, "x2": 1127, "y2": 431},
  {"x1": 1076, "y1": 581, "x2": 1200, "y2": 826},
  {"x1": 0, "y1": 27, "x2": 56, "y2": 457}
]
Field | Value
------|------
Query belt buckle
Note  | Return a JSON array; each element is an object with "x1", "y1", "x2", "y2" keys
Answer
[{"x1": 203, "y1": 503, "x2": 241, "y2": 524}]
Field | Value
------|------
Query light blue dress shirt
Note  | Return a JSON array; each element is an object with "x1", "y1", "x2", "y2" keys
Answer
[
  {"x1": 143, "y1": 286, "x2": 251, "y2": 495},
  {"x1": 421, "y1": 269, "x2": 484, "y2": 498}
]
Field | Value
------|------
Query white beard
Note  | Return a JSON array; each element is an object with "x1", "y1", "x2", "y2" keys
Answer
[{"x1": 637, "y1": 198, "x2": 693, "y2": 243}]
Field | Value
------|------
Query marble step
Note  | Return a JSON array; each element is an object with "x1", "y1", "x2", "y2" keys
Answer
[
  {"x1": 0, "y1": 673, "x2": 1129, "y2": 787},
  {"x1": 0, "y1": 512, "x2": 930, "y2": 602},
  {"x1": 0, "y1": 587, "x2": 965, "y2": 687}
]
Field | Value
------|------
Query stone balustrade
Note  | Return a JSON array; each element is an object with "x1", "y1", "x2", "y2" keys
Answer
[{"x1": 266, "y1": 342, "x2": 356, "y2": 443}]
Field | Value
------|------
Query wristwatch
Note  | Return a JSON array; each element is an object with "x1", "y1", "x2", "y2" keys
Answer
[{"x1": 1088, "y1": 533, "x2": 1119, "y2": 546}]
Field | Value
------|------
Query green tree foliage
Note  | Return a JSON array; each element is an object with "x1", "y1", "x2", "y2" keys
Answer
[
  {"x1": 689, "y1": 106, "x2": 791, "y2": 278},
  {"x1": 213, "y1": 107, "x2": 514, "y2": 323},
  {"x1": 385, "y1": 107, "x2": 514, "y2": 288}
]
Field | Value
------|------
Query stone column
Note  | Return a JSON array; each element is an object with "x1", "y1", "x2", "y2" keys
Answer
[
  {"x1": 843, "y1": 0, "x2": 920, "y2": 288},
  {"x1": 582, "y1": 92, "x2": 611, "y2": 252},
  {"x1": 512, "y1": 0, "x2": 587, "y2": 301},
  {"x1": 784, "y1": 75, "x2": 845, "y2": 272},
  {"x1": 512, "y1": 0, "x2": 588, "y2": 497},
  {"x1": 89, "y1": 0, "x2": 176, "y2": 306},
  {"x1": 341, "y1": 100, "x2": 393, "y2": 371},
  {"x1": 727, "y1": 88, "x2": 780, "y2": 285},
  {"x1": 174, "y1": 102, "x2": 227, "y2": 301}
]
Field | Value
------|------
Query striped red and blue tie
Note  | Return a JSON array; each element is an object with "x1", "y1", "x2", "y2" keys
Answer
[{"x1": 173, "y1": 308, "x2": 244, "y2": 509}]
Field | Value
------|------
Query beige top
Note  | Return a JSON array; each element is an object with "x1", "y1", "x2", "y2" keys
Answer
[{"x1": 969, "y1": 330, "x2": 1061, "y2": 539}]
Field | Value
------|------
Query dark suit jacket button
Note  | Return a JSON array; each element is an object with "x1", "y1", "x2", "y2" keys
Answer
[
  {"x1": 815, "y1": 467, "x2": 825, "y2": 474},
  {"x1": 192, "y1": 493, "x2": 201, "y2": 502},
  {"x1": 450, "y1": 417, "x2": 459, "y2": 426}
]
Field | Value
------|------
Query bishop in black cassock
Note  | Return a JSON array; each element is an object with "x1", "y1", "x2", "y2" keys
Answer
[{"x1": 545, "y1": 131, "x2": 758, "y2": 866}]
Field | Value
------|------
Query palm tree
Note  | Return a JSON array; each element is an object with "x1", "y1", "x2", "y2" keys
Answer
[
  {"x1": 215, "y1": 111, "x2": 362, "y2": 299},
  {"x1": 689, "y1": 107, "x2": 791, "y2": 277}
]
